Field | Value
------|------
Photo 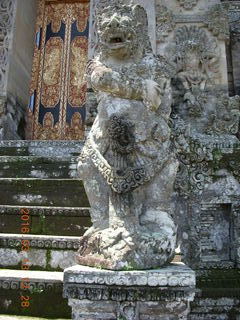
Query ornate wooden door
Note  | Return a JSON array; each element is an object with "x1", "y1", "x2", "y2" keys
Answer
[{"x1": 26, "y1": 0, "x2": 89, "y2": 140}]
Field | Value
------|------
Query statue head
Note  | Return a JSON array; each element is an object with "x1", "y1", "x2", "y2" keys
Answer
[
  {"x1": 96, "y1": 2, "x2": 151, "y2": 60},
  {"x1": 167, "y1": 25, "x2": 220, "y2": 81}
]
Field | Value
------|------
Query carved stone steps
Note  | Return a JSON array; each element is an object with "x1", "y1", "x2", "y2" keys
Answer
[
  {"x1": 0, "y1": 141, "x2": 86, "y2": 318},
  {"x1": 0, "y1": 316, "x2": 69, "y2": 320},
  {"x1": 0, "y1": 234, "x2": 81, "y2": 271},
  {"x1": 0, "y1": 269, "x2": 71, "y2": 318},
  {"x1": 0, "y1": 156, "x2": 78, "y2": 179},
  {"x1": 0, "y1": 178, "x2": 89, "y2": 207},
  {"x1": 0, "y1": 140, "x2": 84, "y2": 157},
  {"x1": 0, "y1": 205, "x2": 90, "y2": 216},
  {"x1": 189, "y1": 296, "x2": 240, "y2": 319},
  {"x1": 0, "y1": 205, "x2": 91, "y2": 236}
]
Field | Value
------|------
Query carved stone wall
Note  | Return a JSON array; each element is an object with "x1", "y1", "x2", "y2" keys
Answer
[
  {"x1": 152, "y1": 0, "x2": 240, "y2": 272},
  {"x1": 64, "y1": 264, "x2": 196, "y2": 320},
  {"x1": 156, "y1": 0, "x2": 229, "y2": 89},
  {"x1": 225, "y1": 1, "x2": 240, "y2": 96}
]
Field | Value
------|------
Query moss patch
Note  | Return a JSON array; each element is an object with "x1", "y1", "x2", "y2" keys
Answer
[{"x1": 0, "y1": 289, "x2": 71, "y2": 318}]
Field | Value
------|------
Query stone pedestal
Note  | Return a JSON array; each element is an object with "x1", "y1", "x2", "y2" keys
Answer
[{"x1": 63, "y1": 263, "x2": 196, "y2": 320}]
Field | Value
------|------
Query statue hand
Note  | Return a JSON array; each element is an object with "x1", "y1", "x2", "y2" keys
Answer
[{"x1": 143, "y1": 79, "x2": 162, "y2": 112}]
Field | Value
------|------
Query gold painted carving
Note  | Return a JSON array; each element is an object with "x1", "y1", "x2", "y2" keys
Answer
[
  {"x1": 27, "y1": 0, "x2": 89, "y2": 140},
  {"x1": 65, "y1": 112, "x2": 84, "y2": 139},
  {"x1": 35, "y1": 112, "x2": 61, "y2": 140},
  {"x1": 69, "y1": 36, "x2": 88, "y2": 106},
  {"x1": 42, "y1": 37, "x2": 63, "y2": 107},
  {"x1": 45, "y1": 2, "x2": 89, "y2": 33}
]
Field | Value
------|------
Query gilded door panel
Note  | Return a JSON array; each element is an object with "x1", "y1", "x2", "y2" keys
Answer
[
  {"x1": 26, "y1": 0, "x2": 89, "y2": 140},
  {"x1": 42, "y1": 37, "x2": 63, "y2": 107}
]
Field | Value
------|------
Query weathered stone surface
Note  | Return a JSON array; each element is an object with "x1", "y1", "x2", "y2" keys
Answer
[
  {"x1": 50, "y1": 251, "x2": 77, "y2": 270},
  {"x1": 0, "y1": 178, "x2": 89, "y2": 207},
  {"x1": 0, "y1": 269, "x2": 71, "y2": 318},
  {"x1": 0, "y1": 316, "x2": 69, "y2": 320},
  {"x1": 0, "y1": 140, "x2": 84, "y2": 156},
  {"x1": 77, "y1": 0, "x2": 178, "y2": 271},
  {"x1": 0, "y1": 0, "x2": 37, "y2": 140},
  {"x1": 0, "y1": 234, "x2": 81, "y2": 270},
  {"x1": 0, "y1": 205, "x2": 90, "y2": 217},
  {"x1": 64, "y1": 263, "x2": 196, "y2": 287},
  {"x1": 0, "y1": 156, "x2": 78, "y2": 179},
  {"x1": 0, "y1": 248, "x2": 20, "y2": 266},
  {"x1": 64, "y1": 263, "x2": 196, "y2": 320},
  {"x1": 153, "y1": 0, "x2": 240, "y2": 272}
]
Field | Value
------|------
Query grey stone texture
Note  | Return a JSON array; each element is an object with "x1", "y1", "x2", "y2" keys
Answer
[
  {"x1": 156, "y1": 0, "x2": 240, "y2": 272},
  {"x1": 64, "y1": 263, "x2": 196, "y2": 320},
  {"x1": 0, "y1": 0, "x2": 37, "y2": 140},
  {"x1": 72, "y1": 0, "x2": 240, "y2": 318},
  {"x1": 0, "y1": 0, "x2": 240, "y2": 318},
  {"x1": 224, "y1": 1, "x2": 240, "y2": 97},
  {"x1": 0, "y1": 234, "x2": 81, "y2": 270},
  {"x1": 77, "y1": 0, "x2": 178, "y2": 270}
]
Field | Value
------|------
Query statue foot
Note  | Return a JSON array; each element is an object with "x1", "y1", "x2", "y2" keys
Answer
[{"x1": 76, "y1": 227, "x2": 176, "y2": 270}]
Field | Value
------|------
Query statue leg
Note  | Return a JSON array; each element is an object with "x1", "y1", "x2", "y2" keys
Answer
[
  {"x1": 146, "y1": 157, "x2": 178, "y2": 211},
  {"x1": 140, "y1": 157, "x2": 179, "y2": 232},
  {"x1": 79, "y1": 160, "x2": 109, "y2": 230}
]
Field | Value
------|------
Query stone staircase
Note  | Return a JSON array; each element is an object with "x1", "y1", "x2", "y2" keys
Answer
[{"x1": 0, "y1": 140, "x2": 89, "y2": 319}]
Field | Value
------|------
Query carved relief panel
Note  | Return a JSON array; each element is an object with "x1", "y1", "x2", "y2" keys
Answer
[
  {"x1": 156, "y1": 0, "x2": 229, "y2": 87},
  {"x1": 26, "y1": 0, "x2": 89, "y2": 140}
]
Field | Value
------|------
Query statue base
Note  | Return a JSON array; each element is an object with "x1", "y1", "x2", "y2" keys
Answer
[{"x1": 63, "y1": 262, "x2": 196, "y2": 320}]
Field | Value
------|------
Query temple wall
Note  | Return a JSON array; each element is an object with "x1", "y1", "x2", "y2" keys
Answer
[
  {"x1": 0, "y1": 0, "x2": 37, "y2": 140},
  {"x1": 8, "y1": 0, "x2": 37, "y2": 107}
]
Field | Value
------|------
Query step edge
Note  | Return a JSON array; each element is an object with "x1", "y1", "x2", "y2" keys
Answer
[{"x1": 0, "y1": 268, "x2": 63, "y2": 282}]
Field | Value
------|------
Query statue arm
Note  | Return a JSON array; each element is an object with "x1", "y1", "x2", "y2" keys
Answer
[
  {"x1": 87, "y1": 60, "x2": 144, "y2": 100},
  {"x1": 87, "y1": 60, "x2": 168, "y2": 112}
]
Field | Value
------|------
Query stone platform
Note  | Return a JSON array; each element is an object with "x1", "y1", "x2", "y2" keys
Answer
[{"x1": 63, "y1": 263, "x2": 196, "y2": 320}]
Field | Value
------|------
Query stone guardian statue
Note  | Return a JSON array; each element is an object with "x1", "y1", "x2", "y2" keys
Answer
[{"x1": 77, "y1": 1, "x2": 179, "y2": 270}]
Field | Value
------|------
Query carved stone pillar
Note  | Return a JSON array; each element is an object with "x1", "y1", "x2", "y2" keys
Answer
[
  {"x1": 229, "y1": 4, "x2": 240, "y2": 96},
  {"x1": 64, "y1": 264, "x2": 196, "y2": 320},
  {"x1": 0, "y1": 0, "x2": 16, "y2": 139},
  {"x1": 0, "y1": 0, "x2": 37, "y2": 140},
  {"x1": 0, "y1": 0, "x2": 16, "y2": 96}
]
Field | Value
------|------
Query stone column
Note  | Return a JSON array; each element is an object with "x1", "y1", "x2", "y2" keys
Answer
[
  {"x1": 0, "y1": 0, "x2": 16, "y2": 139},
  {"x1": 64, "y1": 263, "x2": 196, "y2": 320},
  {"x1": 0, "y1": 0, "x2": 37, "y2": 140},
  {"x1": 229, "y1": 4, "x2": 240, "y2": 96}
]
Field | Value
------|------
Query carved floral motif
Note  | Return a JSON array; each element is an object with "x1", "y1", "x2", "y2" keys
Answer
[
  {"x1": 41, "y1": 37, "x2": 63, "y2": 107},
  {"x1": 155, "y1": 5, "x2": 175, "y2": 43},
  {"x1": 177, "y1": 0, "x2": 199, "y2": 10},
  {"x1": 65, "y1": 112, "x2": 84, "y2": 140},
  {"x1": 204, "y1": 4, "x2": 230, "y2": 41},
  {"x1": 69, "y1": 37, "x2": 88, "y2": 107},
  {"x1": 168, "y1": 14, "x2": 240, "y2": 272},
  {"x1": 27, "y1": 1, "x2": 89, "y2": 140},
  {"x1": 34, "y1": 112, "x2": 61, "y2": 140}
]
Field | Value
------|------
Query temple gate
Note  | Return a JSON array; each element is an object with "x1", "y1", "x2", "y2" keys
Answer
[{"x1": 26, "y1": 0, "x2": 90, "y2": 140}]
